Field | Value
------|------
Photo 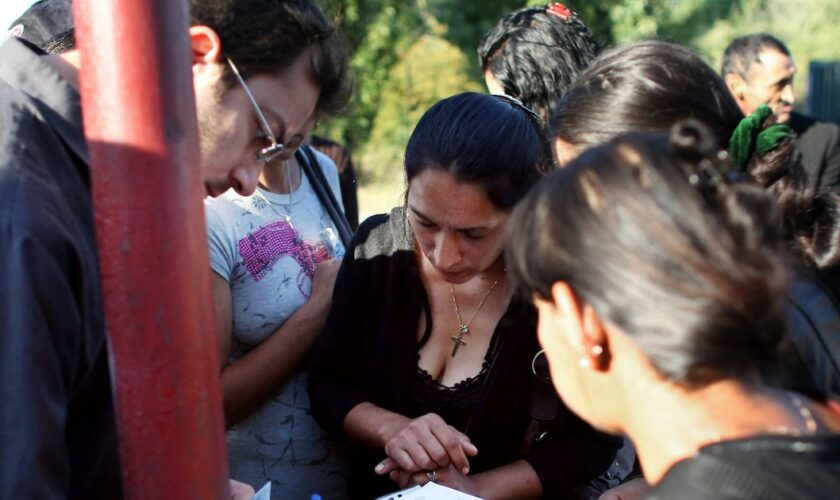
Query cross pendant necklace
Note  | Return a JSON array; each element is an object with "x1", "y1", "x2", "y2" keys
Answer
[
  {"x1": 450, "y1": 324, "x2": 469, "y2": 357},
  {"x1": 449, "y1": 269, "x2": 506, "y2": 357}
]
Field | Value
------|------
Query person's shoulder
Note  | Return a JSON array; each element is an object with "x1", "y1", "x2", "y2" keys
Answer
[
  {"x1": 304, "y1": 145, "x2": 342, "y2": 191},
  {"x1": 0, "y1": 83, "x2": 42, "y2": 178},
  {"x1": 352, "y1": 207, "x2": 412, "y2": 259},
  {"x1": 203, "y1": 189, "x2": 256, "y2": 235},
  {"x1": 0, "y1": 167, "x2": 87, "y2": 263},
  {"x1": 650, "y1": 434, "x2": 840, "y2": 500},
  {"x1": 308, "y1": 145, "x2": 337, "y2": 167},
  {"x1": 789, "y1": 111, "x2": 817, "y2": 130},
  {"x1": 787, "y1": 267, "x2": 840, "y2": 312},
  {"x1": 790, "y1": 112, "x2": 840, "y2": 140},
  {"x1": 0, "y1": 110, "x2": 66, "y2": 228},
  {"x1": 204, "y1": 188, "x2": 249, "y2": 210}
]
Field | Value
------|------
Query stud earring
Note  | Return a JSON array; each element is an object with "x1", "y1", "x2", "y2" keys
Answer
[{"x1": 580, "y1": 344, "x2": 604, "y2": 369}]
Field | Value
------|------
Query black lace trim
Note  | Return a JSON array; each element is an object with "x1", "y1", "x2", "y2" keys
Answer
[{"x1": 415, "y1": 357, "x2": 491, "y2": 393}]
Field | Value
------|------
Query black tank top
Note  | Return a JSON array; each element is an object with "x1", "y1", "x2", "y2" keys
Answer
[{"x1": 406, "y1": 292, "x2": 502, "y2": 430}]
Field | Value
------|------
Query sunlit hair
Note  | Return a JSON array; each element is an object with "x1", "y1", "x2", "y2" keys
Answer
[
  {"x1": 23, "y1": 0, "x2": 353, "y2": 118},
  {"x1": 405, "y1": 92, "x2": 551, "y2": 211},
  {"x1": 191, "y1": 0, "x2": 351, "y2": 117},
  {"x1": 721, "y1": 33, "x2": 791, "y2": 79},
  {"x1": 478, "y1": 4, "x2": 600, "y2": 128},
  {"x1": 551, "y1": 40, "x2": 743, "y2": 154}
]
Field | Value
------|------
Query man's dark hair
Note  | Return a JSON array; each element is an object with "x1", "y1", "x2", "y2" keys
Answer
[
  {"x1": 14, "y1": 0, "x2": 351, "y2": 117},
  {"x1": 42, "y1": 28, "x2": 75, "y2": 54},
  {"x1": 7, "y1": 0, "x2": 73, "y2": 49},
  {"x1": 478, "y1": 4, "x2": 600, "y2": 127},
  {"x1": 551, "y1": 41, "x2": 743, "y2": 154},
  {"x1": 405, "y1": 92, "x2": 550, "y2": 211},
  {"x1": 190, "y1": 0, "x2": 350, "y2": 117},
  {"x1": 721, "y1": 33, "x2": 791, "y2": 79}
]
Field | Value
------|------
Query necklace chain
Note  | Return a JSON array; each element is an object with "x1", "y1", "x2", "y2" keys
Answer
[
  {"x1": 256, "y1": 160, "x2": 296, "y2": 225},
  {"x1": 765, "y1": 392, "x2": 819, "y2": 437},
  {"x1": 449, "y1": 269, "x2": 506, "y2": 357}
]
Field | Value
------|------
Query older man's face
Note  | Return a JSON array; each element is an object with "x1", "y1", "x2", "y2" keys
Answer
[{"x1": 733, "y1": 48, "x2": 797, "y2": 123}]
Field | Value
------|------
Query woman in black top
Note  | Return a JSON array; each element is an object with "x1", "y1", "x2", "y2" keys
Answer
[
  {"x1": 308, "y1": 93, "x2": 628, "y2": 498},
  {"x1": 508, "y1": 121, "x2": 840, "y2": 499}
]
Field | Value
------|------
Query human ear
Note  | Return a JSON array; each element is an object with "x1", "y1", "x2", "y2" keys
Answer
[
  {"x1": 533, "y1": 284, "x2": 574, "y2": 365},
  {"x1": 189, "y1": 25, "x2": 223, "y2": 65},
  {"x1": 552, "y1": 137, "x2": 579, "y2": 167},
  {"x1": 549, "y1": 282, "x2": 585, "y2": 348},
  {"x1": 551, "y1": 283, "x2": 609, "y2": 371},
  {"x1": 724, "y1": 73, "x2": 746, "y2": 101},
  {"x1": 581, "y1": 304, "x2": 610, "y2": 371}
]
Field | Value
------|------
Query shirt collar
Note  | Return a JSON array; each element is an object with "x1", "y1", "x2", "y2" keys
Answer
[{"x1": 0, "y1": 37, "x2": 88, "y2": 165}]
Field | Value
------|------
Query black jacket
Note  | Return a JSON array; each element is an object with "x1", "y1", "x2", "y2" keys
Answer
[
  {"x1": 790, "y1": 111, "x2": 840, "y2": 193},
  {"x1": 0, "y1": 39, "x2": 122, "y2": 499},
  {"x1": 783, "y1": 270, "x2": 840, "y2": 399},
  {"x1": 648, "y1": 434, "x2": 840, "y2": 499}
]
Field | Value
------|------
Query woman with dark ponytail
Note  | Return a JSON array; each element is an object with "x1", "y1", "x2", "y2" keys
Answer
[
  {"x1": 509, "y1": 121, "x2": 840, "y2": 498},
  {"x1": 550, "y1": 40, "x2": 840, "y2": 399}
]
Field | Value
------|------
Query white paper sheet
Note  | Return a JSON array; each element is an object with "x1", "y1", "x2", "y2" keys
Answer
[
  {"x1": 375, "y1": 482, "x2": 484, "y2": 500},
  {"x1": 252, "y1": 482, "x2": 271, "y2": 500}
]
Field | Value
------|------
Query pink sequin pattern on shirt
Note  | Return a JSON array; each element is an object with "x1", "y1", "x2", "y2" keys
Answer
[{"x1": 238, "y1": 219, "x2": 329, "y2": 294}]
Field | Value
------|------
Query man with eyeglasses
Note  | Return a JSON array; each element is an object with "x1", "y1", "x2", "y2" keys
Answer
[
  {"x1": 202, "y1": 6, "x2": 355, "y2": 498},
  {"x1": 0, "y1": 0, "x2": 350, "y2": 498}
]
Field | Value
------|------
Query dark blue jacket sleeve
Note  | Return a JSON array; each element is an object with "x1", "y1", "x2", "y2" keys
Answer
[
  {"x1": 819, "y1": 122, "x2": 840, "y2": 192},
  {"x1": 784, "y1": 276, "x2": 840, "y2": 399},
  {"x1": 0, "y1": 220, "x2": 83, "y2": 498}
]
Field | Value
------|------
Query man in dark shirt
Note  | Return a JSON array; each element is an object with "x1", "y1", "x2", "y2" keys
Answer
[
  {"x1": 0, "y1": 0, "x2": 348, "y2": 498},
  {"x1": 722, "y1": 33, "x2": 840, "y2": 193}
]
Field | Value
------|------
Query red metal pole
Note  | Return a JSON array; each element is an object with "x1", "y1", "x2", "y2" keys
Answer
[{"x1": 74, "y1": 1, "x2": 229, "y2": 498}]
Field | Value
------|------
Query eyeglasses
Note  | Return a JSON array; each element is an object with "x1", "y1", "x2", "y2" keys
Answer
[{"x1": 226, "y1": 58, "x2": 285, "y2": 163}]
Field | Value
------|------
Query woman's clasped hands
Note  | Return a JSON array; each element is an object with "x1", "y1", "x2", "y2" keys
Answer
[{"x1": 374, "y1": 413, "x2": 478, "y2": 490}]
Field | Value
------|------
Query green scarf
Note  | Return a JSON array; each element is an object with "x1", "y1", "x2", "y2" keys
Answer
[{"x1": 728, "y1": 104, "x2": 795, "y2": 169}]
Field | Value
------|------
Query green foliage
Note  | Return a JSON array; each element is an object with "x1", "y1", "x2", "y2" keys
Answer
[
  {"x1": 695, "y1": 0, "x2": 840, "y2": 99},
  {"x1": 318, "y1": 0, "x2": 425, "y2": 152},
  {"x1": 363, "y1": 35, "x2": 483, "y2": 183},
  {"x1": 426, "y1": 0, "x2": 530, "y2": 73},
  {"x1": 314, "y1": 0, "x2": 840, "y2": 195},
  {"x1": 542, "y1": 0, "x2": 734, "y2": 45},
  {"x1": 316, "y1": 0, "x2": 523, "y2": 180}
]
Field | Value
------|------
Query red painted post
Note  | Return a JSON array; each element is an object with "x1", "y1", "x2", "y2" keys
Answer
[{"x1": 73, "y1": 1, "x2": 229, "y2": 498}]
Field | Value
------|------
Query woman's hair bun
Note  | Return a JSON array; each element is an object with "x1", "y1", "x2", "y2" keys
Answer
[{"x1": 670, "y1": 119, "x2": 719, "y2": 164}]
